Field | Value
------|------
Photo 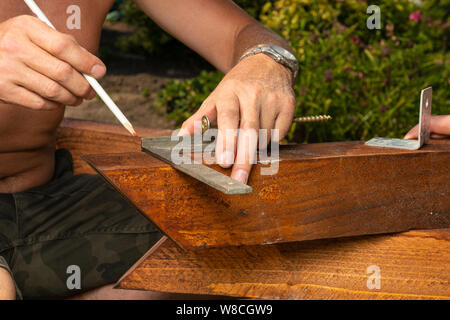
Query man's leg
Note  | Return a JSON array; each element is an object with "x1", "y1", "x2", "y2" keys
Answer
[
  {"x1": 0, "y1": 194, "x2": 22, "y2": 300},
  {"x1": 9, "y1": 149, "x2": 163, "y2": 299},
  {"x1": 70, "y1": 284, "x2": 191, "y2": 300},
  {"x1": 0, "y1": 266, "x2": 16, "y2": 300}
]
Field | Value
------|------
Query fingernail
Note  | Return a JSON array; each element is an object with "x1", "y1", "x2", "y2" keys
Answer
[
  {"x1": 404, "y1": 134, "x2": 411, "y2": 139},
  {"x1": 217, "y1": 151, "x2": 234, "y2": 166},
  {"x1": 233, "y1": 169, "x2": 249, "y2": 184},
  {"x1": 90, "y1": 64, "x2": 106, "y2": 78}
]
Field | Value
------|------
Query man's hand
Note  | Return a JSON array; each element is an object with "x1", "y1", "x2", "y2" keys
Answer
[
  {"x1": 405, "y1": 115, "x2": 450, "y2": 139},
  {"x1": 0, "y1": 15, "x2": 106, "y2": 110},
  {"x1": 179, "y1": 54, "x2": 295, "y2": 183},
  {"x1": 134, "y1": 0, "x2": 296, "y2": 183}
]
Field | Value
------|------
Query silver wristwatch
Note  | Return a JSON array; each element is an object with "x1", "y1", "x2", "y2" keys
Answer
[{"x1": 239, "y1": 44, "x2": 299, "y2": 82}]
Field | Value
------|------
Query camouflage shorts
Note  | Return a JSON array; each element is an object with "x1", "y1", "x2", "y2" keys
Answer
[{"x1": 0, "y1": 149, "x2": 162, "y2": 299}]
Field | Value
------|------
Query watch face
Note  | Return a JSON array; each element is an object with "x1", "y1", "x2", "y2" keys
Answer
[{"x1": 269, "y1": 45, "x2": 296, "y2": 61}]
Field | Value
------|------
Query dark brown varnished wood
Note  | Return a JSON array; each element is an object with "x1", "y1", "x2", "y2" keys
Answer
[
  {"x1": 56, "y1": 119, "x2": 449, "y2": 299},
  {"x1": 57, "y1": 118, "x2": 170, "y2": 174},
  {"x1": 84, "y1": 139, "x2": 450, "y2": 250}
]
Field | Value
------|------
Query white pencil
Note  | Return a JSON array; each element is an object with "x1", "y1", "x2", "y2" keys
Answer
[{"x1": 23, "y1": 0, "x2": 137, "y2": 137}]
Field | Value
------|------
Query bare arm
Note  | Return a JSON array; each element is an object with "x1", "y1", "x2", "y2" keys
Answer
[
  {"x1": 134, "y1": 0, "x2": 296, "y2": 183},
  {"x1": 231, "y1": 23, "x2": 295, "y2": 68},
  {"x1": 132, "y1": 0, "x2": 292, "y2": 72}
]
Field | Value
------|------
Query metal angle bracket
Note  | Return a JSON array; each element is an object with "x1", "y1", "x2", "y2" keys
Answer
[
  {"x1": 142, "y1": 136, "x2": 253, "y2": 195},
  {"x1": 366, "y1": 87, "x2": 432, "y2": 150}
]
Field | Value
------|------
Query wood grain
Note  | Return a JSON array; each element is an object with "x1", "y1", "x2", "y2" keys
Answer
[
  {"x1": 84, "y1": 140, "x2": 450, "y2": 249},
  {"x1": 116, "y1": 229, "x2": 450, "y2": 299},
  {"x1": 57, "y1": 118, "x2": 170, "y2": 174},
  {"x1": 56, "y1": 119, "x2": 449, "y2": 299}
]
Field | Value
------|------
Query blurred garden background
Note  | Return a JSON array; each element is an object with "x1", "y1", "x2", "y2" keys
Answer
[{"x1": 65, "y1": 0, "x2": 449, "y2": 143}]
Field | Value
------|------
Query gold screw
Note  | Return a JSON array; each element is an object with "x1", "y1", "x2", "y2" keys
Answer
[
  {"x1": 293, "y1": 115, "x2": 332, "y2": 123},
  {"x1": 201, "y1": 114, "x2": 330, "y2": 133}
]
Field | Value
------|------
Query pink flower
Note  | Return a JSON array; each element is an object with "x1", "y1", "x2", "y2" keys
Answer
[
  {"x1": 324, "y1": 70, "x2": 333, "y2": 82},
  {"x1": 352, "y1": 37, "x2": 361, "y2": 45},
  {"x1": 379, "y1": 105, "x2": 388, "y2": 113},
  {"x1": 409, "y1": 11, "x2": 422, "y2": 23},
  {"x1": 300, "y1": 86, "x2": 307, "y2": 95},
  {"x1": 308, "y1": 33, "x2": 318, "y2": 41},
  {"x1": 382, "y1": 47, "x2": 392, "y2": 57}
]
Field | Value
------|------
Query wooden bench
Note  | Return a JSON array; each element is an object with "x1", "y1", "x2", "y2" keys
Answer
[{"x1": 57, "y1": 118, "x2": 450, "y2": 300}]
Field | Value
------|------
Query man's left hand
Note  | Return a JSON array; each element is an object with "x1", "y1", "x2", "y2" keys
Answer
[{"x1": 179, "y1": 54, "x2": 296, "y2": 184}]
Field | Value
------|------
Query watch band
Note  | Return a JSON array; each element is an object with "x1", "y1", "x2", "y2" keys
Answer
[{"x1": 239, "y1": 44, "x2": 299, "y2": 83}]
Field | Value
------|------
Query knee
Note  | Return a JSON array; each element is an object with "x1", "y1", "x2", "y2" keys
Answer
[{"x1": 0, "y1": 267, "x2": 16, "y2": 300}]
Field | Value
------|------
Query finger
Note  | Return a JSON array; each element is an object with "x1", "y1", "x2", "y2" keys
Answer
[
  {"x1": 179, "y1": 99, "x2": 217, "y2": 136},
  {"x1": 259, "y1": 95, "x2": 278, "y2": 147},
  {"x1": 1, "y1": 82, "x2": 62, "y2": 110},
  {"x1": 15, "y1": 63, "x2": 82, "y2": 106},
  {"x1": 230, "y1": 96, "x2": 259, "y2": 184},
  {"x1": 273, "y1": 99, "x2": 295, "y2": 142},
  {"x1": 21, "y1": 42, "x2": 95, "y2": 99},
  {"x1": 215, "y1": 95, "x2": 240, "y2": 168},
  {"x1": 23, "y1": 17, "x2": 106, "y2": 78},
  {"x1": 405, "y1": 116, "x2": 450, "y2": 139},
  {"x1": 429, "y1": 115, "x2": 450, "y2": 136},
  {"x1": 404, "y1": 124, "x2": 419, "y2": 139},
  {"x1": 431, "y1": 133, "x2": 448, "y2": 139}
]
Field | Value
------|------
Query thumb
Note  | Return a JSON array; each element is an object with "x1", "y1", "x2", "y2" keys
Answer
[{"x1": 404, "y1": 124, "x2": 419, "y2": 140}]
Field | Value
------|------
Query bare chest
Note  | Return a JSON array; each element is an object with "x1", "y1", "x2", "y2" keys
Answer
[{"x1": 0, "y1": 0, "x2": 114, "y2": 51}]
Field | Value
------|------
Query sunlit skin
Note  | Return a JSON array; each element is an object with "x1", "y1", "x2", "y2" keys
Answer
[
  {"x1": 0, "y1": 0, "x2": 295, "y2": 194},
  {"x1": 0, "y1": 267, "x2": 15, "y2": 300},
  {"x1": 0, "y1": 1, "x2": 111, "y2": 194},
  {"x1": 0, "y1": 0, "x2": 295, "y2": 299},
  {"x1": 1, "y1": 0, "x2": 445, "y2": 300},
  {"x1": 404, "y1": 115, "x2": 450, "y2": 139}
]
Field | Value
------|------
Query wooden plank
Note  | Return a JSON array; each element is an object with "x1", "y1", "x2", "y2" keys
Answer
[
  {"x1": 84, "y1": 140, "x2": 450, "y2": 250},
  {"x1": 57, "y1": 118, "x2": 170, "y2": 174},
  {"x1": 116, "y1": 229, "x2": 450, "y2": 300}
]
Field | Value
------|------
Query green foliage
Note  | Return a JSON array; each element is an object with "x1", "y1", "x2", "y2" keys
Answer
[
  {"x1": 117, "y1": 0, "x2": 267, "y2": 54},
  {"x1": 116, "y1": 1, "x2": 172, "y2": 54},
  {"x1": 155, "y1": 71, "x2": 224, "y2": 123},
  {"x1": 232, "y1": 0, "x2": 269, "y2": 18},
  {"x1": 156, "y1": 0, "x2": 449, "y2": 142}
]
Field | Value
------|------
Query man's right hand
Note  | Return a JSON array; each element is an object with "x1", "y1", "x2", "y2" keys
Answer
[
  {"x1": 0, "y1": 15, "x2": 106, "y2": 110},
  {"x1": 405, "y1": 115, "x2": 450, "y2": 139}
]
